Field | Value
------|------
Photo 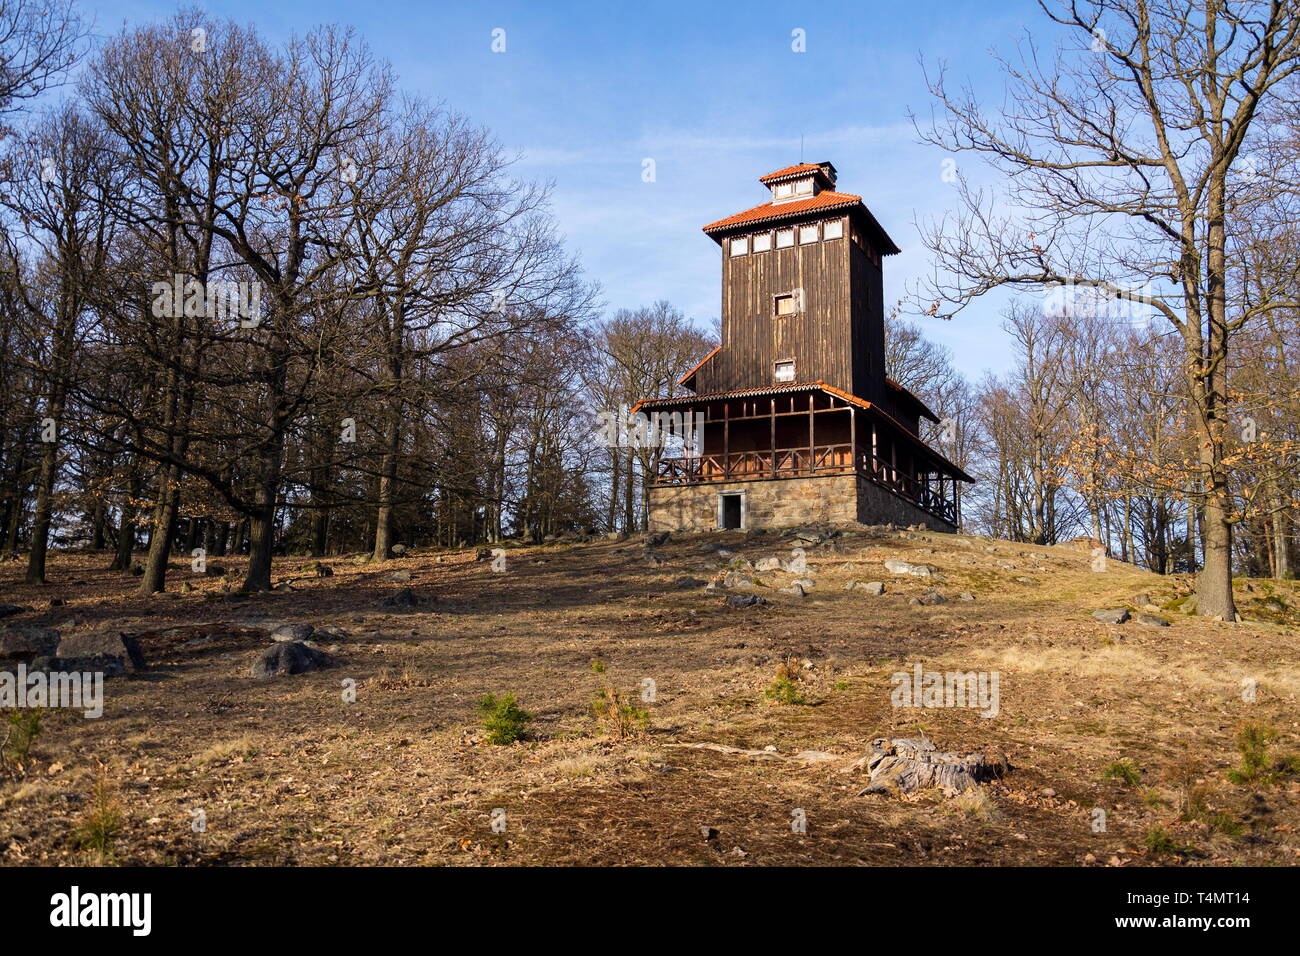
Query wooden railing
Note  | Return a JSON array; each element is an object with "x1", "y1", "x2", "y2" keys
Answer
[
  {"x1": 655, "y1": 444, "x2": 854, "y2": 484},
  {"x1": 858, "y1": 453, "x2": 958, "y2": 525},
  {"x1": 651, "y1": 445, "x2": 958, "y2": 525}
]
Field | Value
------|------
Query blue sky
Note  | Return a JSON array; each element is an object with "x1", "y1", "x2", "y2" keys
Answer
[{"x1": 84, "y1": 0, "x2": 1046, "y2": 379}]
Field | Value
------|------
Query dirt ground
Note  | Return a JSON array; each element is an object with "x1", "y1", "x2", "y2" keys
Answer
[{"x1": 2, "y1": 526, "x2": 1298, "y2": 866}]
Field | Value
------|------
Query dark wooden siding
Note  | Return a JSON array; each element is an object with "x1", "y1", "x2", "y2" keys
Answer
[
  {"x1": 703, "y1": 216, "x2": 853, "y2": 393},
  {"x1": 848, "y1": 235, "x2": 886, "y2": 403}
]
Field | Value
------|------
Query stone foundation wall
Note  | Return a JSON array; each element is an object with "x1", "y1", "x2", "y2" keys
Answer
[
  {"x1": 856, "y1": 477, "x2": 955, "y2": 533},
  {"x1": 648, "y1": 475, "x2": 857, "y2": 531},
  {"x1": 647, "y1": 473, "x2": 956, "y2": 533}
]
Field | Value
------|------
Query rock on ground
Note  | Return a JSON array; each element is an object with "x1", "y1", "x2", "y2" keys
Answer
[
  {"x1": 380, "y1": 588, "x2": 432, "y2": 608},
  {"x1": 883, "y1": 558, "x2": 934, "y2": 578},
  {"x1": 269, "y1": 623, "x2": 315, "y2": 643},
  {"x1": 55, "y1": 631, "x2": 147, "y2": 672},
  {"x1": 29, "y1": 653, "x2": 128, "y2": 677},
  {"x1": 0, "y1": 625, "x2": 60, "y2": 660},
  {"x1": 1092, "y1": 608, "x2": 1130, "y2": 625},
  {"x1": 844, "y1": 581, "x2": 886, "y2": 595},
  {"x1": 1134, "y1": 612, "x2": 1171, "y2": 627},
  {"x1": 252, "y1": 641, "x2": 334, "y2": 679}
]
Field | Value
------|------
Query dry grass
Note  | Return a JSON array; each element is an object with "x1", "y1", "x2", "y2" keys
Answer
[{"x1": 0, "y1": 529, "x2": 1298, "y2": 866}]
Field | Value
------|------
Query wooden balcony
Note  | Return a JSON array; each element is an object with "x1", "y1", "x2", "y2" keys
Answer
[
  {"x1": 652, "y1": 445, "x2": 958, "y2": 526},
  {"x1": 655, "y1": 443, "x2": 854, "y2": 483}
]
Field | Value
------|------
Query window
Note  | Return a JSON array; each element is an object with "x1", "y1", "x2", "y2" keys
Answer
[
  {"x1": 752, "y1": 231, "x2": 772, "y2": 253},
  {"x1": 799, "y1": 224, "x2": 819, "y2": 244},
  {"x1": 730, "y1": 235, "x2": 748, "y2": 257},
  {"x1": 774, "y1": 182, "x2": 793, "y2": 199},
  {"x1": 775, "y1": 293, "x2": 797, "y2": 316},
  {"x1": 775, "y1": 228, "x2": 794, "y2": 248},
  {"x1": 774, "y1": 360, "x2": 795, "y2": 383},
  {"x1": 794, "y1": 178, "x2": 813, "y2": 195},
  {"x1": 823, "y1": 219, "x2": 843, "y2": 240}
]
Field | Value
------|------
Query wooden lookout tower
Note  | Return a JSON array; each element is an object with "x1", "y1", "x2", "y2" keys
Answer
[{"x1": 637, "y1": 161, "x2": 973, "y2": 532}]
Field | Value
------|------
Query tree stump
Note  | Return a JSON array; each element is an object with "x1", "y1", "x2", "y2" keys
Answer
[{"x1": 848, "y1": 737, "x2": 1010, "y2": 796}]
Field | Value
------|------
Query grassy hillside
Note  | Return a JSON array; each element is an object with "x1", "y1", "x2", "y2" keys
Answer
[{"x1": 2, "y1": 526, "x2": 1298, "y2": 866}]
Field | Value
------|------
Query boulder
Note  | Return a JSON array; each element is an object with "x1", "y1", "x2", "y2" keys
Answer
[
  {"x1": 849, "y1": 581, "x2": 886, "y2": 596},
  {"x1": 957, "y1": 592, "x2": 976, "y2": 602},
  {"x1": 672, "y1": 576, "x2": 707, "y2": 589},
  {"x1": 0, "y1": 604, "x2": 24, "y2": 619},
  {"x1": 269, "y1": 623, "x2": 315, "y2": 643},
  {"x1": 779, "y1": 583, "x2": 807, "y2": 599},
  {"x1": 1134, "y1": 612, "x2": 1170, "y2": 627},
  {"x1": 391, "y1": 543, "x2": 407, "y2": 556},
  {"x1": 0, "y1": 625, "x2": 60, "y2": 660},
  {"x1": 643, "y1": 531, "x2": 671, "y2": 547},
  {"x1": 387, "y1": 570, "x2": 412, "y2": 583},
  {"x1": 725, "y1": 594, "x2": 767, "y2": 609},
  {"x1": 791, "y1": 577, "x2": 816, "y2": 590},
  {"x1": 917, "y1": 589, "x2": 948, "y2": 606},
  {"x1": 754, "y1": 557, "x2": 783, "y2": 572},
  {"x1": 55, "y1": 631, "x2": 146, "y2": 672},
  {"x1": 883, "y1": 558, "x2": 933, "y2": 578},
  {"x1": 723, "y1": 571, "x2": 753, "y2": 589},
  {"x1": 251, "y1": 641, "x2": 334, "y2": 679},
  {"x1": 29, "y1": 653, "x2": 127, "y2": 678},
  {"x1": 1092, "y1": 608, "x2": 1130, "y2": 625},
  {"x1": 380, "y1": 587, "x2": 431, "y2": 608}
]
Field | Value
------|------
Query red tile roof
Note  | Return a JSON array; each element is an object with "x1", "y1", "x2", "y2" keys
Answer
[
  {"x1": 701, "y1": 190, "x2": 863, "y2": 234},
  {"x1": 758, "y1": 163, "x2": 823, "y2": 184}
]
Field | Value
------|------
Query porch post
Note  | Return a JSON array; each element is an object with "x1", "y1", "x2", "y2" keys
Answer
[
  {"x1": 808, "y1": 392, "x2": 815, "y2": 474},
  {"x1": 849, "y1": 403, "x2": 856, "y2": 472},
  {"x1": 723, "y1": 399, "x2": 730, "y2": 479},
  {"x1": 770, "y1": 397, "x2": 776, "y2": 478}
]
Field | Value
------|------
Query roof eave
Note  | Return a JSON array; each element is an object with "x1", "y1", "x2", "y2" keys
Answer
[{"x1": 702, "y1": 202, "x2": 901, "y2": 255}]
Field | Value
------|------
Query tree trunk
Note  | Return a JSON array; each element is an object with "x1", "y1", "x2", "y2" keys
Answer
[
  {"x1": 24, "y1": 436, "x2": 59, "y2": 583},
  {"x1": 110, "y1": 480, "x2": 137, "y2": 572},
  {"x1": 138, "y1": 470, "x2": 181, "y2": 595}
]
